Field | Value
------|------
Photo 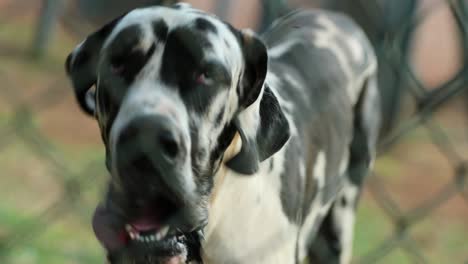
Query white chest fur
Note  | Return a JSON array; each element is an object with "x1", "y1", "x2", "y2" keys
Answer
[{"x1": 201, "y1": 148, "x2": 299, "y2": 264}]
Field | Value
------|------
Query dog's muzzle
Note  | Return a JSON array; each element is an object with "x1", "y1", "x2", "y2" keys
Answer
[
  {"x1": 92, "y1": 114, "x2": 204, "y2": 263},
  {"x1": 115, "y1": 114, "x2": 186, "y2": 194}
]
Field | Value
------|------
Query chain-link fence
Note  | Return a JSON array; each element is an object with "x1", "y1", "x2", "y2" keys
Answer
[{"x1": 0, "y1": 0, "x2": 467, "y2": 263}]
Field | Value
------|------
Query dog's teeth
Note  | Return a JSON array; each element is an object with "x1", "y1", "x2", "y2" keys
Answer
[
  {"x1": 159, "y1": 226, "x2": 169, "y2": 237},
  {"x1": 150, "y1": 235, "x2": 156, "y2": 241},
  {"x1": 145, "y1": 237, "x2": 151, "y2": 243},
  {"x1": 129, "y1": 232, "x2": 136, "y2": 240},
  {"x1": 125, "y1": 224, "x2": 132, "y2": 232},
  {"x1": 155, "y1": 232, "x2": 162, "y2": 241}
]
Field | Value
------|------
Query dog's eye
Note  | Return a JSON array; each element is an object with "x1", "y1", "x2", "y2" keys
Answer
[
  {"x1": 195, "y1": 62, "x2": 229, "y2": 85},
  {"x1": 195, "y1": 71, "x2": 212, "y2": 85}
]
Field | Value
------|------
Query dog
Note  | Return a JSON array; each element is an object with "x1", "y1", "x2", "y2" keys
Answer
[{"x1": 65, "y1": 3, "x2": 380, "y2": 264}]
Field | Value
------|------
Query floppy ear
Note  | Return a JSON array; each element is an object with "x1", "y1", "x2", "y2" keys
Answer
[
  {"x1": 65, "y1": 15, "x2": 124, "y2": 116},
  {"x1": 226, "y1": 30, "x2": 290, "y2": 175}
]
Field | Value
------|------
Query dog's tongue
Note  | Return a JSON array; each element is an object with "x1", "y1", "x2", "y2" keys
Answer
[
  {"x1": 92, "y1": 204, "x2": 127, "y2": 252},
  {"x1": 131, "y1": 217, "x2": 161, "y2": 232},
  {"x1": 92, "y1": 205, "x2": 186, "y2": 264},
  {"x1": 92, "y1": 204, "x2": 162, "y2": 251}
]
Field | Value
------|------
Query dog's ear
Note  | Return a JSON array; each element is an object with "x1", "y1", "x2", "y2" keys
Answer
[
  {"x1": 226, "y1": 87, "x2": 290, "y2": 175},
  {"x1": 65, "y1": 15, "x2": 124, "y2": 116},
  {"x1": 226, "y1": 30, "x2": 290, "y2": 175},
  {"x1": 237, "y1": 29, "x2": 268, "y2": 109}
]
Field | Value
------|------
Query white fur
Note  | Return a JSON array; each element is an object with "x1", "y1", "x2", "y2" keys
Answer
[{"x1": 203, "y1": 147, "x2": 298, "y2": 264}]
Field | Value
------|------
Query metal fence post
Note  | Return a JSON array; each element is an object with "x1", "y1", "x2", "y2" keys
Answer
[{"x1": 31, "y1": 0, "x2": 62, "y2": 59}]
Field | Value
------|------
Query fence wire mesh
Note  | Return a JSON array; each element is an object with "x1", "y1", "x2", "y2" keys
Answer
[{"x1": 0, "y1": 0, "x2": 467, "y2": 263}]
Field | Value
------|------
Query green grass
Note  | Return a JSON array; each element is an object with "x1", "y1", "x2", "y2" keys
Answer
[
  {"x1": 0, "y1": 15, "x2": 107, "y2": 263},
  {"x1": 0, "y1": 205, "x2": 104, "y2": 264},
  {"x1": 0, "y1": 142, "x2": 106, "y2": 264}
]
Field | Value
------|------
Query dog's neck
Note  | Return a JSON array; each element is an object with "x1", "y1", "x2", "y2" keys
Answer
[{"x1": 201, "y1": 129, "x2": 296, "y2": 264}]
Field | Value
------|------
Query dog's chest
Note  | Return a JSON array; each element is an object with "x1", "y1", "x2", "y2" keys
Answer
[{"x1": 201, "y1": 152, "x2": 299, "y2": 264}]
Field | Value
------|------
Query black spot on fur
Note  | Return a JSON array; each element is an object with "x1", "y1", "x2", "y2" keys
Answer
[
  {"x1": 195, "y1": 17, "x2": 217, "y2": 34},
  {"x1": 160, "y1": 27, "x2": 204, "y2": 87},
  {"x1": 108, "y1": 25, "x2": 156, "y2": 84},
  {"x1": 153, "y1": 20, "x2": 169, "y2": 42},
  {"x1": 161, "y1": 27, "x2": 221, "y2": 113},
  {"x1": 215, "y1": 109, "x2": 224, "y2": 126},
  {"x1": 340, "y1": 196, "x2": 347, "y2": 207},
  {"x1": 224, "y1": 39, "x2": 231, "y2": 49},
  {"x1": 308, "y1": 208, "x2": 342, "y2": 262},
  {"x1": 349, "y1": 80, "x2": 372, "y2": 186},
  {"x1": 210, "y1": 123, "x2": 236, "y2": 165}
]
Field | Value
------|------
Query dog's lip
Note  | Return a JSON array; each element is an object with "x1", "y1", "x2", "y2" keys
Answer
[
  {"x1": 92, "y1": 203, "x2": 128, "y2": 252},
  {"x1": 92, "y1": 203, "x2": 191, "y2": 258}
]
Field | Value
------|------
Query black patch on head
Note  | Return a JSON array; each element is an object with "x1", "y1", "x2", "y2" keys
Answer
[
  {"x1": 107, "y1": 25, "x2": 156, "y2": 84},
  {"x1": 161, "y1": 26, "x2": 226, "y2": 113},
  {"x1": 195, "y1": 17, "x2": 217, "y2": 34},
  {"x1": 160, "y1": 27, "x2": 204, "y2": 88},
  {"x1": 153, "y1": 20, "x2": 169, "y2": 42}
]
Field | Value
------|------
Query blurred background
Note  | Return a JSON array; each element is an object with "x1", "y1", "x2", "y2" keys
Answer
[{"x1": 0, "y1": 0, "x2": 467, "y2": 263}]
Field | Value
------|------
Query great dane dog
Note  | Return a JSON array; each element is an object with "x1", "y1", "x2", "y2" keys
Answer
[{"x1": 65, "y1": 3, "x2": 380, "y2": 264}]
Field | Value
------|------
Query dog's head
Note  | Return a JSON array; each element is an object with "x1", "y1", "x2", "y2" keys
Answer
[{"x1": 66, "y1": 3, "x2": 289, "y2": 263}]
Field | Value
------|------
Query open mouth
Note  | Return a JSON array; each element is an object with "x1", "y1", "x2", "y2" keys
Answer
[{"x1": 92, "y1": 195, "x2": 203, "y2": 263}]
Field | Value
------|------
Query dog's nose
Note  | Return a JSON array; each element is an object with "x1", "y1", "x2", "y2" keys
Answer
[{"x1": 116, "y1": 115, "x2": 184, "y2": 169}]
